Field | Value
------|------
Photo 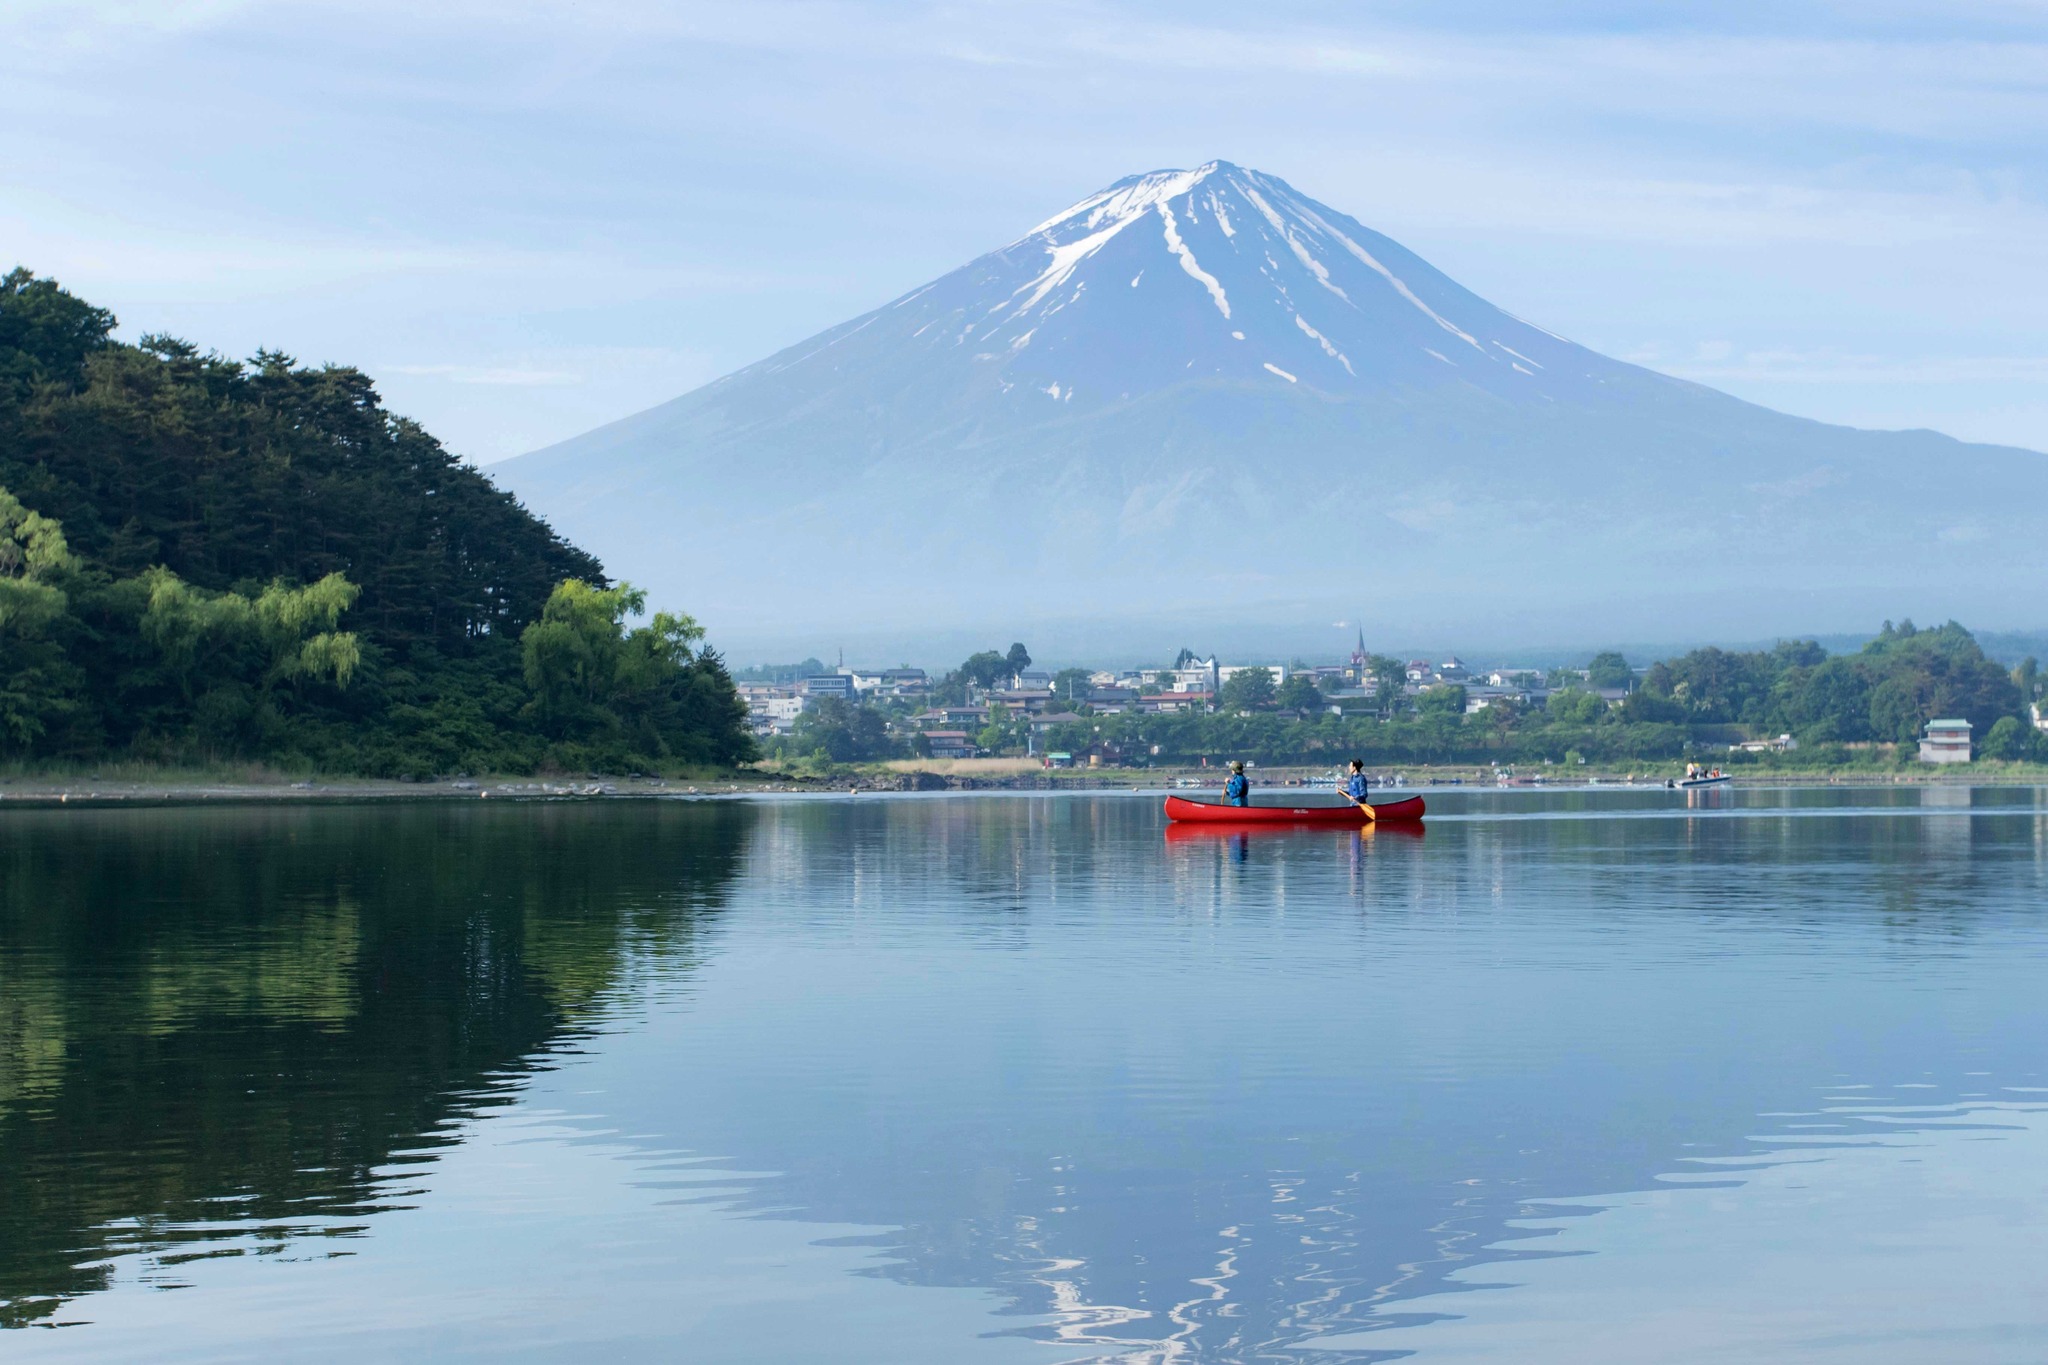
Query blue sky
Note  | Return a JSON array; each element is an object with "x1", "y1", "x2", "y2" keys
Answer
[{"x1": 6, "y1": 0, "x2": 2047, "y2": 463}]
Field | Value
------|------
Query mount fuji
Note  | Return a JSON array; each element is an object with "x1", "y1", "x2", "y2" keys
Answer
[{"x1": 494, "y1": 161, "x2": 2048, "y2": 659}]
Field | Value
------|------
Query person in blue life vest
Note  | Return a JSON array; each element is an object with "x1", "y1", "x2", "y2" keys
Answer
[
  {"x1": 1223, "y1": 760, "x2": 1250, "y2": 806},
  {"x1": 1342, "y1": 759, "x2": 1369, "y2": 807}
]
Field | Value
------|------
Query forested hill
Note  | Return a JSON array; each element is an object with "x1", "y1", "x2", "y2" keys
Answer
[{"x1": 0, "y1": 269, "x2": 753, "y2": 775}]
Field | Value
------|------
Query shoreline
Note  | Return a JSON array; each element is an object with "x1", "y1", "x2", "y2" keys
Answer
[{"x1": 1, "y1": 764, "x2": 2042, "y2": 809}]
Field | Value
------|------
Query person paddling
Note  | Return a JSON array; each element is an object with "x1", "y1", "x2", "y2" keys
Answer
[
  {"x1": 1223, "y1": 760, "x2": 1250, "y2": 807},
  {"x1": 1340, "y1": 759, "x2": 1377, "y2": 819}
]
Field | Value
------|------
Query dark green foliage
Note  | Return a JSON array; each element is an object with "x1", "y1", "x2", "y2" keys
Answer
[
  {"x1": 1852, "y1": 620, "x2": 2020, "y2": 741},
  {"x1": 960, "y1": 650, "x2": 1010, "y2": 688},
  {"x1": 1415, "y1": 683, "x2": 1467, "y2": 716},
  {"x1": 1980, "y1": 716, "x2": 2029, "y2": 762},
  {"x1": 1547, "y1": 688, "x2": 1608, "y2": 725},
  {"x1": 932, "y1": 645, "x2": 1034, "y2": 703},
  {"x1": 1274, "y1": 672, "x2": 1324, "y2": 712},
  {"x1": 1584, "y1": 651, "x2": 1634, "y2": 690},
  {"x1": 519, "y1": 580, "x2": 754, "y2": 771},
  {"x1": 1218, "y1": 666, "x2": 1276, "y2": 712},
  {"x1": 1634, "y1": 624, "x2": 2020, "y2": 746},
  {"x1": 0, "y1": 270, "x2": 754, "y2": 774},
  {"x1": 782, "y1": 697, "x2": 899, "y2": 763}
]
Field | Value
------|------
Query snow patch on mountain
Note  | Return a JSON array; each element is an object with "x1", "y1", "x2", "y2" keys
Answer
[{"x1": 1158, "y1": 202, "x2": 1231, "y2": 319}]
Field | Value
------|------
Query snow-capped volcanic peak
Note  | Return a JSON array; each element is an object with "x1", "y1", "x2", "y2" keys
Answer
[
  {"x1": 499, "y1": 157, "x2": 2048, "y2": 653},
  {"x1": 714, "y1": 161, "x2": 1620, "y2": 410},
  {"x1": 760, "y1": 159, "x2": 1621, "y2": 410}
]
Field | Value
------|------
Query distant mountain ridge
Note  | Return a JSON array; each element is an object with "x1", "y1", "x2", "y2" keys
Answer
[{"x1": 494, "y1": 161, "x2": 2048, "y2": 658}]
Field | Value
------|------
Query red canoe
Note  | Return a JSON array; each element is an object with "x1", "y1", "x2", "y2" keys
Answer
[{"x1": 1163, "y1": 793, "x2": 1425, "y2": 825}]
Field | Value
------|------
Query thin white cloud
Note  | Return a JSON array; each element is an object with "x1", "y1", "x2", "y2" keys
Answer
[{"x1": 383, "y1": 363, "x2": 581, "y2": 387}]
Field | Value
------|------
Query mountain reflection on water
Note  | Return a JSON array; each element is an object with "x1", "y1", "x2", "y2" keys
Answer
[
  {"x1": 4, "y1": 788, "x2": 2048, "y2": 1361},
  {"x1": 0, "y1": 802, "x2": 748, "y2": 1329}
]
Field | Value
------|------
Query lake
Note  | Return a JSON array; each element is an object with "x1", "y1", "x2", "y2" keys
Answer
[{"x1": 3, "y1": 786, "x2": 2046, "y2": 1362}]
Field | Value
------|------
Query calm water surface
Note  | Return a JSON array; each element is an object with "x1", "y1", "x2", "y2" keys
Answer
[{"x1": 3, "y1": 787, "x2": 2047, "y2": 1362}]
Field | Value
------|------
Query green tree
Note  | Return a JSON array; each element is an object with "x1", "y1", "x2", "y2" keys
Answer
[
  {"x1": 141, "y1": 569, "x2": 362, "y2": 695},
  {"x1": 1585, "y1": 651, "x2": 1633, "y2": 691},
  {"x1": 1858, "y1": 621, "x2": 2020, "y2": 742},
  {"x1": 1416, "y1": 683, "x2": 1467, "y2": 716},
  {"x1": 958, "y1": 650, "x2": 1009, "y2": 690},
  {"x1": 521, "y1": 580, "x2": 649, "y2": 731},
  {"x1": 519, "y1": 579, "x2": 753, "y2": 767},
  {"x1": 1546, "y1": 688, "x2": 1606, "y2": 725},
  {"x1": 1218, "y1": 667, "x2": 1276, "y2": 712},
  {"x1": 1775, "y1": 656, "x2": 1871, "y2": 742},
  {"x1": 1980, "y1": 715, "x2": 2029, "y2": 762},
  {"x1": 0, "y1": 270, "x2": 720, "y2": 774},
  {"x1": 131, "y1": 568, "x2": 362, "y2": 752},
  {"x1": 0, "y1": 485, "x2": 83, "y2": 749},
  {"x1": 1275, "y1": 672, "x2": 1324, "y2": 712},
  {"x1": 790, "y1": 696, "x2": 894, "y2": 763},
  {"x1": 1005, "y1": 642, "x2": 1033, "y2": 677}
]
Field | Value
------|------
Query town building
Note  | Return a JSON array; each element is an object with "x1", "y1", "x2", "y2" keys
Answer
[
  {"x1": 914, "y1": 705, "x2": 990, "y2": 729},
  {"x1": 1087, "y1": 686, "x2": 1139, "y2": 711},
  {"x1": 736, "y1": 684, "x2": 805, "y2": 736},
  {"x1": 920, "y1": 730, "x2": 978, "y2": 760},
  {"x1": 988, "y1": 688, "x2": 1056, "y2": 715},
  {"x1": 1216, "y1": 664, "x2": 1289, "y2": 688},
  {"x1": 1170, "y1": 659, "x2": 1220, "y2": 693},
  {"x1": 1138, "y1": 691, "x2": 1211, "y2": 713},
  {"x1": 802, "y1": 674, "x2": 856, "y2": 700},
  {"x1": 1919, "y1": 718, "x2": 1973, "y2": 764}
]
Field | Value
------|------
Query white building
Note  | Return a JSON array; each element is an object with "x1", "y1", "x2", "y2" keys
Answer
[
  {"x1": 1215, "y1": 663, "x2": 1289, "y2": 689},
  {"x1": 737, "y1": 685, "x2": 806, "y2": 736},
  {"x1": 1918, "y1": 718, "x2": 1972, "y2": 764},
  {"x1": 1171, "y1": 658, "x2": 1219, "y2": 693}
]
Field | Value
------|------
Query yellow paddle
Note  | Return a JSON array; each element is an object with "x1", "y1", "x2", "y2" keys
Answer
[{"x1": 1339, "y1": 776, "x2": 1377, "y2": 821}]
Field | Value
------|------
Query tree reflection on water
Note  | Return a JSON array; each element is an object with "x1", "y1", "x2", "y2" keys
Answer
[{"x1": 0, "y1": 800, "x2": 749, "y2": 1328}]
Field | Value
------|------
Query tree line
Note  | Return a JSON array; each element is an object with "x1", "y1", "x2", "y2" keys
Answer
[
  {"x1": 766, "y1": 625, "x2": 2046, "y2": 769},
  {"x1": 0, "y1": 269, "x2": 753, "y2": 775}
]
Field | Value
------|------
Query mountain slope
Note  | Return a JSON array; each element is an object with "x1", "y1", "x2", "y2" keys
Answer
[{"x1": 495, "y1": 161, "x2": 2048, "y2": 655}]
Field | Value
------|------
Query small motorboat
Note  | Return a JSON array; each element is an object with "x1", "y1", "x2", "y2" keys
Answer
[
  {"x1": 1671, "y1": 772, "x2": 1733, "y2": 790},
  {"x1": 1163, "y1": 794, "x2": 1426, "y2": 824}
]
